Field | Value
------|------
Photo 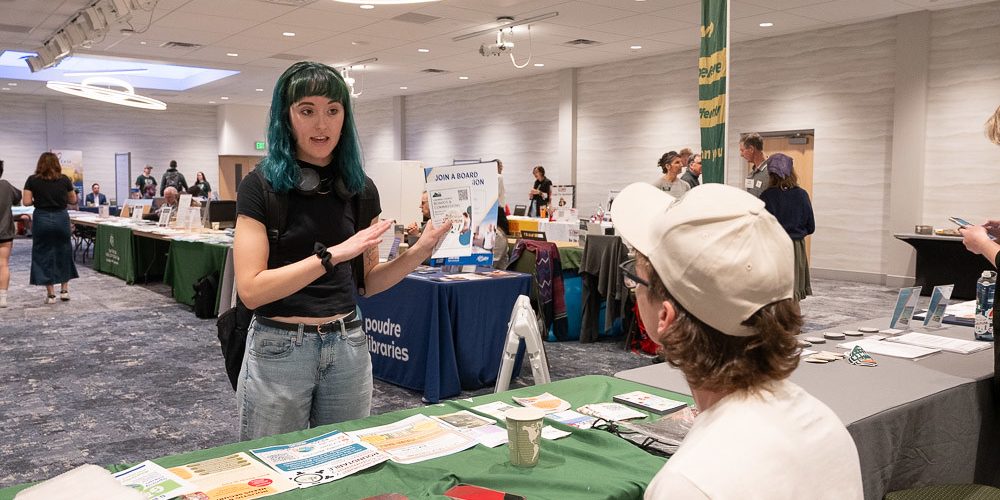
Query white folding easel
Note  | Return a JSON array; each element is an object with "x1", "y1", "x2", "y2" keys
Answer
[{"x1": 495, "y1": 295, "x2": 551, "y2": 392}]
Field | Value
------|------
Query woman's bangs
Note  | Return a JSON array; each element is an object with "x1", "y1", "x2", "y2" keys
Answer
[{"x1": 285, "y1": 66, "x2": 348, "y2": 105}]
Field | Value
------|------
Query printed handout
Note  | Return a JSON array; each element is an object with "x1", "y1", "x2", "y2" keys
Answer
[
  {"x1": 113, "y1": 461, "x2": 198, "y2": 500},
  {"x1": 250, "y1": 430, "x2": 389, "y2": 488},
  {"x1": 168, "y1": 452, "x2": 297, "y2": 500},
  {"x1": 428, "y1": 186, "x2": 474, "y2": 259},
  {"x1": 348, "y1": 414, "x2": 478, "y2": 464}
]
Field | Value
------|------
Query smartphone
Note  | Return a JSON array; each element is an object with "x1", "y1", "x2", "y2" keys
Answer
[{"x1": 949, "y1": 216, "x2": 973, "y2": 228}]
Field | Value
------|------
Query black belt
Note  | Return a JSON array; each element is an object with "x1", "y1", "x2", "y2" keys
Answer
[{"x1": 256, "y1": 311, "x2": 362, "y2": 334}]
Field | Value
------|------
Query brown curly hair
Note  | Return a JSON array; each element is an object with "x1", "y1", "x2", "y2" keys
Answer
[
  {"x1": 638, "y1": 255, "x2": 801, "y2": 392},
  {"x1": 35, "y1": 152, "x2": 62, "y2": 180}
]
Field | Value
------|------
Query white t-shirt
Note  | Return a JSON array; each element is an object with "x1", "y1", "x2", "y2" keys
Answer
[{"x1": 645, "y1": 379, "x2": 862, "y2": 500}]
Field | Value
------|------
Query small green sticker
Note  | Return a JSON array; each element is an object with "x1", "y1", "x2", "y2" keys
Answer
[{"x1": 255, "y1": 141, "x2": 266, "y2": 150}]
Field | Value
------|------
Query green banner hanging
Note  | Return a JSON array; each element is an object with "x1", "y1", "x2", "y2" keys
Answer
[{"x1": 699, "y1": 0, "x2": 728, "y2": 184}]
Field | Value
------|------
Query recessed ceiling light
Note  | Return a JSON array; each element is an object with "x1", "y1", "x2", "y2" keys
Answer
[
  {"x1": 7, "y1": 82, "x2": 16, "y2": 86},
  {"x1": 282, "y1": 32, "x2": 296, "y2": 37},
  {"x1": 533, "y1": 63, "x2": 544, "y2": 67},
  {"x1": 139, "y1": 41, "x2": 147, "y2": 45},
  {"x1": 399, "y1": 86, "x2": 408, "y2": 90},
  {"x1": 630, "y1": 45, "x2": 642, "y2": 50},
  {"x1": 220, "y1": 96, "x2": 230, "y2": 100},
  {"x1": 209, "y1": 101, "x2": 216, "y2": 104},
  {"x1": 417, "y1": 48, "x2": 430, "y2": 53},
  {"x1": 360, "y1": 4, "x2": 375, "y2": 8},
  {"x1": 759, "y1": 22, "x2": 774, "y2": 27},
  {"x1": 1, "y1": 88, "x2": 9, "y2": 91},
  {"x1": 255, "y1": 88, "x2": 264, "y2": 92},
  {"x1": 458, "y1": 76, "x2": 469, "y2": 80},
  {"x1": 226, "y1": 53, "x2": 239, "y2": 57}
]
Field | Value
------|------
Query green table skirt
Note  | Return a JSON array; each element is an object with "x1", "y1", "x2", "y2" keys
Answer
[
  {"x1": 93, "y1": 224, "x2": 135, "y2": 282},
  {"x1": 0, "y1": 375, "x2": 689, "y2": 500},
  {"x1": 164, "y1": 240, "x2": 229, "y2": 314}
]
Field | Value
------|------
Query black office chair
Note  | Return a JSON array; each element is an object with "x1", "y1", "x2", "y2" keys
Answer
[{"x1": 519, "y1": 230, "x2": 547, "y2": 241}]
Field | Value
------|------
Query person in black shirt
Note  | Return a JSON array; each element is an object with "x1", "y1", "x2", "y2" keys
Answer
[
  {"x1": 528, "y1": 165, "x2": 552, "y2": 217},
  {"x1": 233, "y1": 61, "x2": 451, "y2": 440},
  {"x1": 193, "y1": 171, "x2": 212, "y2": 199},
  {"x1": 22, "y1": 152, "x2": 79, "y2": 304},
  {"x1": 135, "y1": 165, "x2": 157, "y2": 199}
]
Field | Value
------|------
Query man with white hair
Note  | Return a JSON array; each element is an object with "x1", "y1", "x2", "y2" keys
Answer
[{"x1": 611, "y1": 182, "x2": 862, "y2": 499}]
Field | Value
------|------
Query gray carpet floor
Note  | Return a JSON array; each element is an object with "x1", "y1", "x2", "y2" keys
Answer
[{"x1": 0, "y1": 236, "x2": 898, "y2": 487}]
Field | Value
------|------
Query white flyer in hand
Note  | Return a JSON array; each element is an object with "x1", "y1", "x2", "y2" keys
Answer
[
  {"x1": 250, "y1": 430, "x2": 389, "y2": 488},
  {"x1": 427, "y1": 186, "x2": 474, "y2": 259},
  {"x1": 113, "y1": 460, "x2": 198, "y2": 500}
]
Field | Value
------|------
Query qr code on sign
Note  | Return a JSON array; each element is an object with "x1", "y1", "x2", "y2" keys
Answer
[{"x1": 458, "y1": 190, "x2": 468, "y2": 201}]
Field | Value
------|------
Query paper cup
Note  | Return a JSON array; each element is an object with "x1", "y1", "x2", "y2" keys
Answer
[
  {"x1": 505, "y1": 407, "x2": 545, "y2": 467},
  {"x1": 211, "y1": 222, "x2": 220, "y2": 230}
]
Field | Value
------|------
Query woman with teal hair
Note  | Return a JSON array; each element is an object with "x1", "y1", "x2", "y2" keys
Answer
[{"x1": 233, "y1": 61, "x2": 451, "y2": 440}]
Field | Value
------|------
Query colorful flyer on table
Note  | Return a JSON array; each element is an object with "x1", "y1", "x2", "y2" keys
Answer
[
  {"x1": 923, "y1": 284, "x2": 954, "y2": 328},
  {"x1": 113, "y1": 460, "x2": 199, "y2": 500},
  {"x1": 168, "y1": 452, "x2": 297, "y2": 500},
  {"x1": 890, "y1": 286, "x2": 922, "y2": 330},
  {"x1": 250, "y1": 430, "x2": 389, "y2": 488},
  {"x1": 427, "y1": 186, "x2": 474, "y2": 259},
  {"x1": 347, "y1": 414, "x2": 478, "y2": 465}
]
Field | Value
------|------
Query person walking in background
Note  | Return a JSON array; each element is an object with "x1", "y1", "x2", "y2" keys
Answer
[
  {"x1": 22, "y1": 152, "x2": 78, "y2": 304},
  {"x1": 682, "y1": 154, "x2": 702, "y2": 189},
  {"x1": 495, "y1": 159, "x2": 506, "y2": 211},
  {"x1": 85, "y1": 183, "x2": 107, "y2": 206},
  {"x1": 653, "y1": 151, "x2": 690, "y2": 197},
  {"x1": 160, "y1": 160, "x2": 188, "y2": 196},
  {"x1": 528, "y1": 165, "x2": 551, "y2": 217},
  {"x1": 959, "y1": 104, "x2": 1000, "y2": 395},
  {"x1": 136, "y1": 165, "x2": 157, "y2": 199},
  {"x1": 193, "y1": 171, "x2": 212, "y2": 199},
  {"x1": 760, "y1": 153, "x2": 815, "y2": 300},
  {"x1": 740, "y1": 133, "x2": 771, "y2": 197},
  {"x1": 0, "y1": 160, "x2": 21, "y2": 308}
]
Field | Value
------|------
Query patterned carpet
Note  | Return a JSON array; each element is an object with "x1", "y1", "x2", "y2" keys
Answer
[{"x1": 0, "y1": 235, "x2": 898, "y2": 487}]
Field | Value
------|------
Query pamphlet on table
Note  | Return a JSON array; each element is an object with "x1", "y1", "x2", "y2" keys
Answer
[
  {"x1": 431, "y1": 411, "x2": 508, "y2": 448},
  {"x1": 886, "y1": 332, "x2": 992, "y2": 354},
  {"x1": 249, "y1": 430, "x2": 389, "y2": 488},
  {"x1": 469, "y1": 401, "x2": 571, "y2": 440},
  {"x1": 511, "y1": 393, "x2": 571, "y2": 414},
  {"x1": 113, "y1": 460, "x2": 198, "y2": 500},
  {"x1": 347, "y1": 414, "x2": 478, "y2": 464},
  {"x1": 836, "y1": 337, "x2": 939, "y2": 359},
  {"x1": 577, "y1": 402, "x2": 647, "y2": 421},
  {"x1": 613, "y1": 391, "x2": 688, "y2": 415},
  {"x1": 168, "y1": 452, "x2": 296, "y2": 500}
]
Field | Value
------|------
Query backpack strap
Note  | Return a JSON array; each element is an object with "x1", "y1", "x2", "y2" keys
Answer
[{"x1": 251, "y1": 168, "x2": 287, "y2": 245}]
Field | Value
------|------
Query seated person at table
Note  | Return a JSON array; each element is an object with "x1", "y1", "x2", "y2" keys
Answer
[
  {"x1": 405, "y1": 191, "x2": 431, "y2": 246},
  {"x1": 610, "y1": 182, "x2": 862, "y2": 500},
  {"x1": 149, "y1": 187, "x2": 200, "y2": 221},
  {"x1": 85, "y1": 183, "x2": 108, "y2": 206}
]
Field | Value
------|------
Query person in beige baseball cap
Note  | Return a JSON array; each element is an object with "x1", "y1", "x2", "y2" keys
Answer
[{"x1": 611, "y1": 182, "x2": 862, "y2": 500}]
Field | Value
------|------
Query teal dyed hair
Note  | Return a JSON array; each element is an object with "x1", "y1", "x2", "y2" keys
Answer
[{"x1": 259, "y1": 61, "x2": 365, "y2": 193}]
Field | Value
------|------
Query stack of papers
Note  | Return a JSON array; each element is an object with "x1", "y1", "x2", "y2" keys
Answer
[
  {"x1": 431, "y1": 410, "x2": 508, "y2": 448},
  {"x1": 576, "y1": 403, "x2": 647, "y2": 421},
  {"x1": 837, "y1": 338, "x2": 939, "y2": 359},
  {"x1": 886, "y1": 332, "x2": 992, "y2": 354}
]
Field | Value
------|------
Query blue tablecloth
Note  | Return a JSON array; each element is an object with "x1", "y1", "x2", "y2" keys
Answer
[{"x1": 357, "y1": 270, "x2": 531, "y2": 403}]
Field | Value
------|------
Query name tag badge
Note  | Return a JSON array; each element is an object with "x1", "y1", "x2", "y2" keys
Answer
[
  {"x1": 755, "y1": 180, "x2": 763, "y2": 188},
  {"x1": 744, "y1": 178, "x2": 754, "y2": 189}
]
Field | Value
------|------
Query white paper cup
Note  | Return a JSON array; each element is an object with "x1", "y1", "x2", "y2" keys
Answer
[
  {"x1": 505, "y1": 407, "x2": 545, "y2": 467},
  {"x1": 211, "y1": 222, "x2": 220, "y2": 230}
]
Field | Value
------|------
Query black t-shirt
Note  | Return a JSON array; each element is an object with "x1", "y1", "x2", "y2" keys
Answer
[
  {"x1": 237, "y1": 162, "x2": 381, "y2": 318},
  {"x1": 24, "y1": 175, "x2": 73, "y2": 210},
  {"x1": 532, "y1": 177, "x2": 553, "y2": 207}
]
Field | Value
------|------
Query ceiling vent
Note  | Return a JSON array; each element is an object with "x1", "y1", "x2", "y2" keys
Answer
[
  {"x1": 564, "y1": 39, "x2": 602, "y2": 47},
  {"x1": 421, "y1": 68, "x2": 449, "y2": 74},
  {"x1": 0, "y1": 23, "x2": 32, "y2": 34},
  {"x1": 392, "y1": 13, "x2": 441, "y2": 24},
  {"x1": 256, "y1": 0, "x2": 317, "y2": 6},
  {"x1": 160, "y1": 41, "x2": 202, "y2": 49}
]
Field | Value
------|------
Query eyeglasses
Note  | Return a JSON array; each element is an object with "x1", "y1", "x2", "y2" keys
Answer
[{"x1": 619, "y1": 258, "x2": 650, "y2": 290}]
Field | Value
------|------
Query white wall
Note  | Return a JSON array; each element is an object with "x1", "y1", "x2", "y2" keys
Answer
[
  {"x1": 217, "y1": 104, "x2": 267, "y2": 156},
  {"x1": 0, "y1": 94, "x2": 218, "y2": 204},
  {"x1": 403, "y1": 72, "x2": 561, "y2": 210},
  {"x1": 354, "y1": 96, "x2": 397, "y2": 164}
]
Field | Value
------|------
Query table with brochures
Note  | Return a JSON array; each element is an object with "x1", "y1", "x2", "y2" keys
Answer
[
  {"x1": 0, "y1": 375, "x2": 690, "y2": 499},
  {"x1": 357, "y1": 269, "x2": 531, "y2": 403},
  {"x1": 616, "y1": 317, "x2": 999, "y2": 500}
]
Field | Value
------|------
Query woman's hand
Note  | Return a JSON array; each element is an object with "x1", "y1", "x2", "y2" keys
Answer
[
  {"x1": 960, "y1": 224, "x2": 996, "y2": 257},
  {"x1": 412, "y1": 219, "x2": 453, "y2": 256},
  {"x1": 405, "y1": 222, "x2": 420, "y2": 236},
  {"x1": 982, "y1": 219, "x2": 1000, "y2": 240},
  {"x1": 330, "y1": 219, "x2": 393, "y2": 264}
]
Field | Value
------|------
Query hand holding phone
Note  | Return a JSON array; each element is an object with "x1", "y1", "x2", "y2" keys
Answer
[{"x1": 949, "y1": 216, "x2": 974, "y2": 228}]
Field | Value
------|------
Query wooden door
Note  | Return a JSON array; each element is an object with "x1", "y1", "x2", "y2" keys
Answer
[
  {"x1": 218, "y1": 155, "x2": 263, "y2": 200},
  {"x1": 762, "y1": 135, "x2": 815, "y2": 258}
]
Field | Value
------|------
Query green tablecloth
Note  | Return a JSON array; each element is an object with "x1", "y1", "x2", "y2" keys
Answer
[
  {"x1": 559, "y1": 246, "x2": 583, "y2": 272},
  {"x1": 93, "y1": 224, "x2": 135, "y2": 283},
  {"x1": 0, "y1": 375, "x2": 689, "y2": 500},
  {"x1": 164, "y1": 240, "x2": 229, "y2": 314}
]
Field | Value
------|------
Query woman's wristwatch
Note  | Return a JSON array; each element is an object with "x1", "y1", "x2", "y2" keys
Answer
[{"x1": 314, "y1": 243, "x2": 335, "y2": 275}]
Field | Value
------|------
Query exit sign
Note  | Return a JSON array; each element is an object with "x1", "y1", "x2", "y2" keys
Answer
[{"x1": 255, "y1": 141, "x2": 266, "y2": 150}]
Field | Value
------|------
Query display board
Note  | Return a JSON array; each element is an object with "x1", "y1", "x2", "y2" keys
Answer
[
  {"x1": 115, "y1": 152, "x2": 131, "y2": 206},
  {"x1": 424, "y1": 161, "x2": 499, "y2": 267}
]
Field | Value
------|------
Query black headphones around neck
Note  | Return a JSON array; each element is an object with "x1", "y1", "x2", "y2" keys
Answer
[{"x1": 295, "y1": 167, "x2": 352, "y2": 200}]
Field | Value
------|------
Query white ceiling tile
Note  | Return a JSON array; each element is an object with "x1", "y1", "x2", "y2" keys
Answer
[
  {"x1": 152, "y1": 11, "x2": 260, "y2": 35},
  {"x1": 533, "y1": 2, "x2": 636, "y2": 28},
  {"x1": 742, "y1": 0, "x2": 830, "y2": 9},
  {"x1": 578, "y1": 0, "x2": 697, "y2": 13},
  {"x1": 730, "y1": 1, "x2": 776, "y2": 19},
  {"x1": 730, "y1": 10, "x2": 834, "y2": 35},
  {"x1": 587, "y1": 13, "x2": 695, "y2": 37},
  {"x1": 652, "y1": 2, "x2": 702, "y2": 24},
  {"x1": 272, "y1": 8, "x2": 375, "y2": 31},
  {"x1": 787, "y1": 0, "x2": 921, "y2": 24},
  {"x1": 646, "y1": 25, "x2": 701, "y2": 45},
  {"x1": 350, "y1": 17, "x2": 474, "y2": 42},
  {"x1": 178, "y1": 0, "x2": 295, "y2": 22}
]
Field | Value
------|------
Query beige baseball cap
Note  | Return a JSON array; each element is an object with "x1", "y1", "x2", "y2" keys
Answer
[{"x1": 610, "y1": 183, "x2": 794, "y2": 337}]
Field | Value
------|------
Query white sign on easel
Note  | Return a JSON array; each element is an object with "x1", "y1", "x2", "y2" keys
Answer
[
  {"x1": 923, "y1": 284, "x2": 954, "y2": 329},
  {"x1": 157, "y1": 207, "x2": 172, "y2": 227},
  {"x1": 890, "y1": 287, "x2": 922, "y2": 330}
]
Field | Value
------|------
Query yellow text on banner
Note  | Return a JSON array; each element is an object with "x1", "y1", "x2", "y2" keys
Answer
[
  {"x1": 698, "y1": 48, "x2": 727, "y2": 86},
  {"x1": 699, "y1": 95, "x2": 727, "y2": 128}
]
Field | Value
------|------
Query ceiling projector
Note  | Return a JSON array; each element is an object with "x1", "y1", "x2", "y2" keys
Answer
[{"x1": 479, "y1": 42, "x2": 512, "y2": 57}]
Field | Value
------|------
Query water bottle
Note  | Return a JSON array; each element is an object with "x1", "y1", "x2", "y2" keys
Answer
[{"x1": 974, "y1": 270, "x2": 996, "y2": 341}]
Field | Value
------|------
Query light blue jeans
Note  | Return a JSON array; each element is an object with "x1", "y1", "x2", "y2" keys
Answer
[{"x1": 237, "y1": 314, "x2": 373, "y2": 440}]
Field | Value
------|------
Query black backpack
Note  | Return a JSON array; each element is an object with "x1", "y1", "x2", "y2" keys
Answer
[
  {"x1": 215, "y1": 168, "x2": 381, "y2": 391},
  {"x1": 193, "y1": 272, "x2": 219, "y2": 319},
  {"x1": 163, "y1": 170, "x2": 184, "y2": 191}
]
